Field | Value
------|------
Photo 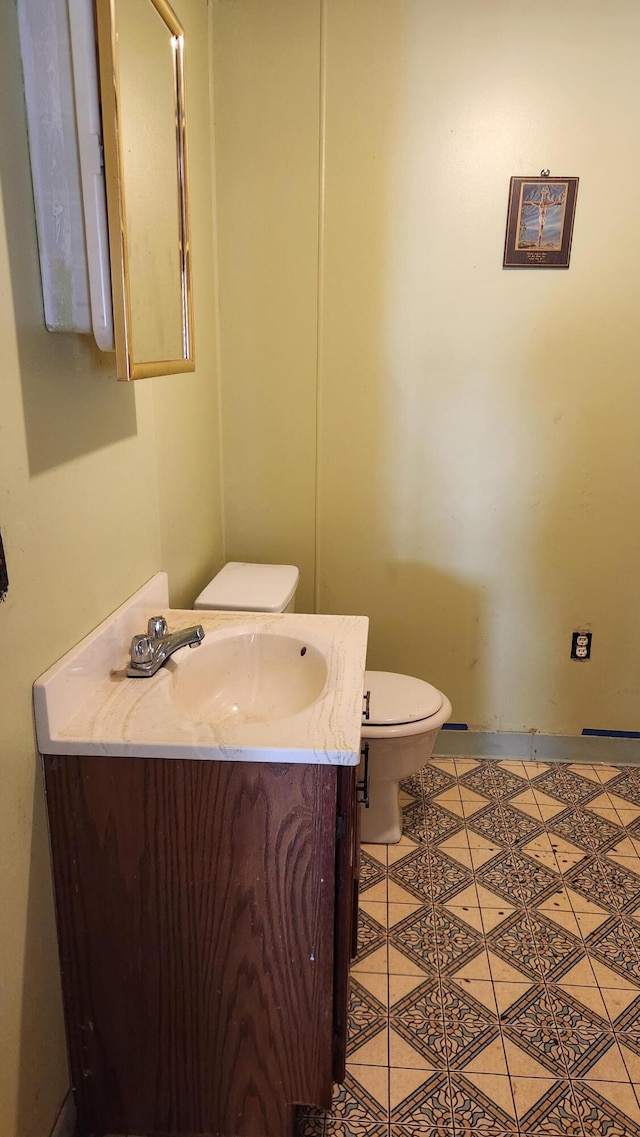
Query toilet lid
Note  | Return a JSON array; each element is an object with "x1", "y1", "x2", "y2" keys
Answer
[
  {"x1": 364, "y1": 670, "x2": 444, "y2": 726},
  {"x1": 194, "y1": 562, "x2": 299, "y2": 612}
]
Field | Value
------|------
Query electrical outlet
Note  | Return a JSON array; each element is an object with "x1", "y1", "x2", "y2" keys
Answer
[{"x1": 571, "y1": 631, "x2": 592, "y2": 660}]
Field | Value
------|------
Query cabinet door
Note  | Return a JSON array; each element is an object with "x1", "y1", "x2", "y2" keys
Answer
[
  {"x1": 44, "y1": 754, "x2": 338, "y2": 1136},
  {"x1": 332, "y1": 765, "x2": 358, "y2": 1083}
]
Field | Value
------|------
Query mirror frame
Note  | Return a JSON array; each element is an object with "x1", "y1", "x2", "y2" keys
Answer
[{"x1": 95, "y1": 0, "x2": 194, "y2": 381}]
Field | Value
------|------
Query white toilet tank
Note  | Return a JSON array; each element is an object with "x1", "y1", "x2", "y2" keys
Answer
[{"x1": 194, "y1": 562, "x2": 299, "y2": 613}]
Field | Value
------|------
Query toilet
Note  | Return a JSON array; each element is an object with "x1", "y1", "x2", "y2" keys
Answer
[
  {"x1": 194, "y1": 562, "x2": 451, "y2": 844},
  {"x1": 360, "y1": 671, "x2": 452, "y2": 844}
]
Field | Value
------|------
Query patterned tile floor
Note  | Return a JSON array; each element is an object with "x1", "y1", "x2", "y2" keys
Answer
[{"x1": 296, "y1": 756, "x2": 640, "y2": 1136}]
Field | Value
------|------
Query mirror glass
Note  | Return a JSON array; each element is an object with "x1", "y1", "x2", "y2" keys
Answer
[{"x1": 96, "y1": 0, "x2": 194, "y2": 380}]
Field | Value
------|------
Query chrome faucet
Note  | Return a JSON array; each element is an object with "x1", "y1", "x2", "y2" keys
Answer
[{"x1": 127, "y1": 615, "x2": 205, "y2": 677}]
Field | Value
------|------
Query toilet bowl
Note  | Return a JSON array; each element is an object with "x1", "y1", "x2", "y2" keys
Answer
[
  {"x1": 360, "y1": 671, "x2": 452, "y2": 844},
  {"x1": 194, "y1": 563, "x2": 451, "y2": 844}
]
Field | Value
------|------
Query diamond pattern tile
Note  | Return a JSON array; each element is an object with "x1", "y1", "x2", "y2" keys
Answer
[{"x1": 296, "y1": 757, "x2": 640, "y2": 1137}]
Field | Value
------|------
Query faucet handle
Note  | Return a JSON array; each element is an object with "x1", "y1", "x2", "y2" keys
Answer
[
  {"x1": 130, "y1": 634, "x2": 155, "y2": 665},
  {"x1": 147, "y1": 615, "x2": 169, "y2": 639}
]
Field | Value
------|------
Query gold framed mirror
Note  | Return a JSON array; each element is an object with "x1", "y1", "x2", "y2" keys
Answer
[{"x1": 95, "y1": 0, "x2": 194, "y2": 380}]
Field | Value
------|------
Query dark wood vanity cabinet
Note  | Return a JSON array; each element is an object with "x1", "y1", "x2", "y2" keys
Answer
[{"x1": 43, "y1": 754, "x2": 360, "y2": 1137}]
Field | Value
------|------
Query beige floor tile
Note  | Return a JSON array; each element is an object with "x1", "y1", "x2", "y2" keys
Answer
[
  {"x1": 399, "y1": 790, "x2": 414, "y2": 806},
  {"x1": 389, "y1": 1029, "x2": 438, "y2": 1071},
  {"x1": 387, "y1": 881, "x2": 422, "y2": 905},
  {"x1": 586, "y1": 1041, "x2": 634, "y2": 1084},
  {"x1": 388, "y1": 901, "x2": 423, "y2": 927},
  {"x1": 352, "y1": 945, "x2": 389, "y2": 976},
  {"x1": 586, "y1": 805, "x2": 623, "y2": 826},
  {"x1": 509, "y1": 790, "x2": 564, "y2": 822},
  {"x1": 362, "y1": 881, "x2": 388, "y2": 903},
  {"x1": 498, "y1": 760, "x2": 549, "y2": 781},
  {"x1": 455, "y1": 783, "x2": 489, "y2": 803},
  {"x1": 437, "y1": 830, "x2": 471, "y2": 852},
  {"x1": 450, "y1": 758, "x2": 482, "y2": 775},
  {"x1": 346, "y1": 1062, "x2": 390, "y2": 1113},
  {"x1": 451, "y1": 950, "x2": 493, "y2": 984},
  {"x1": 437, "y1": 844, "x2": 475, "y2": 869},
  {"x1": 356, "y1": 971, "x2": 389, "y2": 1004},
  {"x1": 349, "y1": 1028, "x2": 389, "y2": 1067},
  {"x1": 444, "y1": 882, "x2": 478, "y2": 907},
  {"x1": 475, "y1": 883, "x2": 514, "y2": 909},
  {"x1": 456, "y1": 798, "x2": 490, "y2": 819},
  {"x1": 469, "y1": 847, "x2": 503, "y2": 871},
  {"x1": 466, "y1": 831, "x2": 502, "y2": 853},
  {"x1": 503, "y1": 1038, "x2": 556, "y2": 1079},
  {"x1": 360, "y1": 900, "x2": 387, "y2": 922},
  {"x1": 521, "y1": 849, "x2": 559, "y2": 871},
  {"x1": 429, "y1": 758, "x2": 460, "y2": 775},
  {"x1": 537, "y1": 906, "x2": 583, "y2": 939},
  {"x1": 609, "y1": 854, "x2": 640, "y2": 875},
  {"x1": 480, "y1": 905, "x2": 515, "y2": 935},
  {"x1": 618, "y1": 1042, "x2": 640, "y2": 1084},
  {"x1": 388, "y1": 843, "x2": 418, "y2": 865},
  {"x1": 555, "y1": 956, "x2": 598, "y2": 988},
  {"x1": 586, "y1": 793, "x2": 640, "y2": 827},
  {"x1": 486, "y1": 950, "x2": 533, "y2": 986},
  {"x1": 536, "y1": 897, "x2": 606, "y2": 938},
  {"x1": 389, "y1": 1066, "x2": 436, "y2": 1112},
  {"x1": 556, "y1": 982, "x2": 608, "y2": 1020},
  {"x1": 444, "y1": 903, "x2": 485, "y2": 935},
  {"x1": 581, "y1": 1079, "x2": 640, "y2": 1122},
  {"x1": 389, "y1": 973, "x2": 429, "y2": 1005},
  {"x1": 592, "y1": 958, "x2": 640, "y2": 993},
  {"x1": 573, "y1": 908, "x2": 612, "y2": 937},
  {"x1": 432, "y1": 789, "x2": 488, "y2": 818},
  {"x1": 611, "y1": 836, "x2": 640, "y2": 859},
  {"x1": 458, "y1": 1072, "x2": 515, "y2": 1119},
  {"x1": 559, "y1": 955, "x2": 640, "y2": 993},
  {"x1": 522, "y1": 834, "x2": 558, "y2": 861},
  {"x1": 363, "y1": 843, "x2": 388, "y2": 866},
  {"x1": 564, "y1": 887, "x2": 609, "y2": 920},
  {"x1": 436, "y1": 829, "x2": 501, "y2": 868},
  {"x1": 387, "y1": 945, "x2": 429, "y2": 977},
  {"x1": 567, "y1": 763, "x2": 620, "y2": 784},
  {"x1": 607, "y1": 795, "x2": 640, "y2": 823},
  {"x1": 510, "y1": 1075, "x2": 559, "y2": 1120},
  {"x1": 601, "y1": 985, "x2": 640, "y2": 1021},
  {"x1": 458, "y1": 1036, "x2": 508, "y2": 1076},
  {"x1": 493, "y1": 980, "x2": 535, "y2": 1014},
  {"x1": 538, "y1": 882, "x2": 609, "y2": 927},
  {"x1": 449, "y1": 976, "x2": 497, "y2": 1014}
]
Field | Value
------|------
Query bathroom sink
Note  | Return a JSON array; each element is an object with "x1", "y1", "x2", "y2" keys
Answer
[
  {"x1": 170, "y1": 630, "x2": 328, "y2": 724},
  {"x1": 33, "y1": 573, "x2": 369, "y2": 765}
]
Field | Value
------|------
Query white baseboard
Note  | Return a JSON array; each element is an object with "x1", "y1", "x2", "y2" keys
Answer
[
  {"x1": 50, "y1": 1090, "x2": 75, "y2": 1137},
  {"x1": 435, "y1": 729, "x2": 640, "y2": 765}
]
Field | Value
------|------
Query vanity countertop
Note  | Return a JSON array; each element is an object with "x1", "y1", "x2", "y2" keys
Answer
[{"x1": 33, "y1": 573, "x2": 369, "y2": 765}]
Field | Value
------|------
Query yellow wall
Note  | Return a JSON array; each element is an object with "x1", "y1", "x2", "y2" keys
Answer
[
  {"x1": 0, "y1": 2, "x2": 222, "y2": 1133},
  {"x1": 213, "y1": 0, "x2": 640, "y2": 736}
]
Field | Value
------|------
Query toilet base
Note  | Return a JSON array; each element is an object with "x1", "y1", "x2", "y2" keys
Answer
[
  {"x1": 358, "y1": 723, "x2": 445, "y2": 844},
  {"x1": 360, "y1": 787, "x2": 404, "y2": 844}
]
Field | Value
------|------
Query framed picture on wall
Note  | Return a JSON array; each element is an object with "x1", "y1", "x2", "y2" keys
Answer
[{"x1": 503, "y1": 176, "x2": 579, "y2": 268}]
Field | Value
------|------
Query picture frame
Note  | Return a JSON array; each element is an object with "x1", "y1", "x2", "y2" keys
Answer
[{"x1": 503, "y1": 176, "x2": 579, "y2": 268}]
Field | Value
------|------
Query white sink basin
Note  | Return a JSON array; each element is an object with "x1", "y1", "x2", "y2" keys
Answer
[
  {"x1": 170, "y1": 631, "x2": 328, "y2": 724},
  {"x1": 33, "y1": 573, "x2": 369, "y2": 765}
]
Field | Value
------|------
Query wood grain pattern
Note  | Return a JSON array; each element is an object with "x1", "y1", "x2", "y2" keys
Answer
[
  {"x1": 44, "y1": 755, "x2": 342, "y2": 1137},
  {"x1": 331, "y1": 766, "x2": 358, "y2": 1085}
]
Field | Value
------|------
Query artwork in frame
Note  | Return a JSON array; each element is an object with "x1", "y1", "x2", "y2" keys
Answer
[{"x1": 503, "y1": 176, "x2": 578, "y2": 268}]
